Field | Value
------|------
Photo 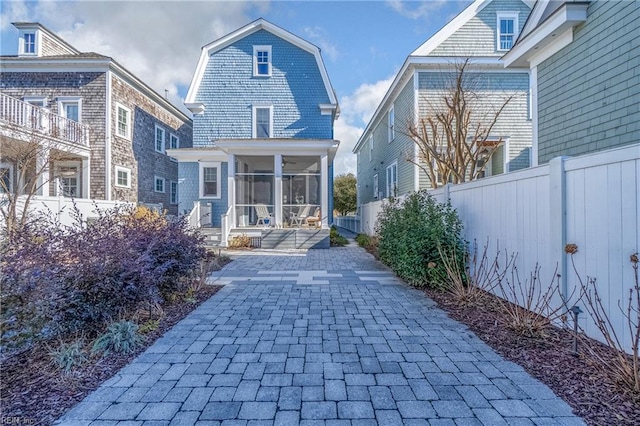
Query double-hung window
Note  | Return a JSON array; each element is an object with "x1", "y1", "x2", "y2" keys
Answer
[
  {"x1": 200, "y1": 162, "x2": 221, "y2": 198},
  {"x1": 388, "y1": 106, "x2": 395, "y2": 142},
  {"x1": 253, "y1": 45, "x2": 272, "y2": 77},
  {"x1": 253, "y1": 105, "x2": 272, "y2": 138},
  {"x1": 170, "y1": 181, "x2": 178, "y2": 204},
  {"x1": 169, "y1": 133, "x2": 179, "y2": 162},
  {"x1": 23, "y1": 32, "x2": 36, "y2": 54},
  {"x1": 115, "y1": 166, "x2": 131, "y2": 188},
  {"x1": 154, "y1": 176, "x2": 165, "y2": 193},
  {"x1": 497, "y1": 13, "x2": 518, "y2": 51},
  {"x1": 373, "y1": 174, "x2": 379, "y2": 199},
  {"x1": 116, "y1": 103, "x2": 131, "y2": 139},
  {"x1": 386, "y1": 161, "x2": 398, "y2": 198},
  {"x1": 155, "y1": 125, "x2": 165, "y2": 153}
]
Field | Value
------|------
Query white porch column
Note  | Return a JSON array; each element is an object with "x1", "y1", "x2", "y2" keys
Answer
[
  {"x1": 37, "y1": 148, "x2": 50, "y2": 197},
  {"x1": 227, "y1": 154, "x2": 236, "y2": 228},
  {"x1": 81, "y1": 156, "x2": 90, "y2": 198},
  {"x1": 274, "y1": 154, "x2": 283, "y2": 228},
  {"x1": 321, "y1": 153, "x2": 329, "y2": 229}
]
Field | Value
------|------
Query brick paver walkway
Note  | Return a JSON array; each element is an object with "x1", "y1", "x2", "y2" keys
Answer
[{"x1": 58, "y1": 246, "x2": 584, "y2": 425}]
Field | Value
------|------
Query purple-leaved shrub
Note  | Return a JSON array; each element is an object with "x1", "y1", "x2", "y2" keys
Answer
[{"x1": 0, "y1": 205, "x2": 205, "y2": 351}]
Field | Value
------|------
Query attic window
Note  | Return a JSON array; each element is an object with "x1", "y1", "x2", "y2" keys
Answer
[
  {"x1": 497, "y1": 13, "x2": 519, "y2": 51},
  {"x1": 253, "y1": 46, "x2": 272, "y2": 77}
]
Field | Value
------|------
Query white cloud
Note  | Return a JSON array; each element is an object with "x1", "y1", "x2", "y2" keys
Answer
[
  {"x1": 333, "y1": 75, "x2": 394, "y2": 175},
  {"x1": 386, "y1": 0, "x2": 448, "y2": 20},
  {"x1": 2, "y1": 0, "x2": 267, "y2": 111},
  {"x1": 303, "y1": 25, "x2": 338, "y2": 61}
]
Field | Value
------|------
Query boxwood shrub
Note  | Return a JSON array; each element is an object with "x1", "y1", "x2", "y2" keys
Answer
[{"x1": 376, "y1": 191, "x2": 464, "y2": 289}]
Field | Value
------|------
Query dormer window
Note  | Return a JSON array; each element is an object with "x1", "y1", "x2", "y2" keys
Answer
[
  {"x1": 24, "y1": 33, "x2": 35, "y2": 53},
  {"x1": 253, "y1": 46, "x2": 272, "y2": 77},
  {"x1": 497, "y1": 13, "x2": 519, "y2": 51}
]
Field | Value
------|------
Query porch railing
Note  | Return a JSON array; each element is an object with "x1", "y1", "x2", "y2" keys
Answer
[
  {"x1": 0, "y1": 92, "x2": 89, "y2": 147},
  {"x1": 220, "y1": 205, "x2": 233, "y2": 247},
  {"x1": 187, "y1": 201, "x2": 202, "y2": 229}
]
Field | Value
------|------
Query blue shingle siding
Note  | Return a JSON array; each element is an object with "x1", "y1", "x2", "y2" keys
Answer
[
  {"x1": 537, "y1": 0, "x2": 640, "y2": 163},
  {"x1": 194, "y1": 29, "x2": 332, "y2": 146},
  {"x1": 429, "y1": 0, "x2": 531, "y2": 57},
  {"x1": 178, "y1": 161, "x2": 228, "y2": 227},
  {"x1": 416, "y1": 71, "x2": 531, "y2": 188}
]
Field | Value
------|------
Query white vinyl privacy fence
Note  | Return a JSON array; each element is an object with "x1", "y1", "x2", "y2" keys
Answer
[{"x1": 360, "y1": 144, "x2": 639, "y2": 352}]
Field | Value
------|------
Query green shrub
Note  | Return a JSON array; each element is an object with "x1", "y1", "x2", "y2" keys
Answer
[
  {"x1": 49, "y1": 339, "x2": 88, "y2": 374},
  {"x1": 376, "y1": 191, "x2": 464, "y2": 289},
  {"x1": 355, "y1": 233, "x2": 370, "y2": 247},
  {"x1": 330, "y1": 226, "x2": 348, "y2": 247},
  {"x1": 91, "y1": 320, "x2": 144, "y2": 356}
]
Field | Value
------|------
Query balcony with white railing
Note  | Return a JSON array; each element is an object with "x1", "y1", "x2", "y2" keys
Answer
[{"x1": 0, "y1": 92, "x2": 89, "y2": 148}]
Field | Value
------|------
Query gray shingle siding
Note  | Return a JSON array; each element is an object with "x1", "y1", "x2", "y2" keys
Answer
[
  {"x1": 537, "y1": 0, "x2": 640, "y2": 163},
  {"x1": 357, "y1": 76, "x2": 414, "y2": 206},
  {"x1": 417, "y1": 71, "x2": 531, "y2": 188},
  {"x1": 429, "y1": 0, "x2": 531, "y2": 57}
]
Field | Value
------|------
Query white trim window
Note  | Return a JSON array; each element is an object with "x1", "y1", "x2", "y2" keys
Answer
[
  {"x1": 23, "y1": 96, "x2": 47, "y2": 107},
  {"x1": 56, "y1": 160, "x2": 81, "y2": 198},
  {"x1": 252, "y1": 105, "x2": 273, "y2": 138},
  {"x1": 0, "y1": 163, "x2": 13, "y2": 194},
  {"x1": 57, "y1": 97, "x2": 82, "y2": 122},
  {"x1": 199, "y1": 162, "x2": 221, "y2": 199},
  {"x1": 253, "y1": 45, "x2": 272, "y2": 77},
  {"x1": 373, "y1": 174, "x2": 379, "y2": 199},
  {"x1": 155, "y1": 125, "x2": 165, "y2": 153},
  {"x1": 369, "y1": 135, "x2": 374, "y2": 161},
  {"x1": 116, "y1": 103, "x2": 131, "y2": 140},
  {"x1": 20, "y1": 31, "x2": 37, "y2": 55},
  {"x1": 169, "y1": 133, "x2": 179, "y2": 162},
  {"x1": 170, "y1": 181, "x2": 178, "y2": 205},
  {"x1": 115, "y1": 166, "x2": 131, "y2": 188},
  {"x1": 388, "y1": 105, "x2": 395, "y2": 143},
  {"x1": 154, "y1": 176, "x2": 165, "y2": 193},
  {"x1": 497, "y1": 13, "x2": 519, "y2": 51},
  {"x1": 386, "y1": 161, "x2": 398, "y2": 198}
]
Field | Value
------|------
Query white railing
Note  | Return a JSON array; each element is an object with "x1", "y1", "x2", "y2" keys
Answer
[
  {"x1": 220, "y1": 205, "x2": 233, "y2": 247},
  {"x1": 0, "y1": 92, "x2": 89, "y2": 147},
  {"x1": 187, "y1": 201, "x2": 201, "y2": 229}
]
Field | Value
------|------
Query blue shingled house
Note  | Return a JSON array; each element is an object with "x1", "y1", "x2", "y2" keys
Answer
[{"x1": 168, "y1": 19, "x2": 339, "y2": 248}]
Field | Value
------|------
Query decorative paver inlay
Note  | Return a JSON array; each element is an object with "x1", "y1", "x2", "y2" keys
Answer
[{"x1": 57, "y1": 246, "x2": 585, "y2": 425}]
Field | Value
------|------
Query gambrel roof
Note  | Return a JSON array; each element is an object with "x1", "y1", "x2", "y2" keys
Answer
[{"x1": 184, "y1": 18, "x2": 338, "y2": 114}]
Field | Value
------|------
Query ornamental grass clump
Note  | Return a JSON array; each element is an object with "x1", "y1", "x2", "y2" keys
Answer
[{"x1": 376, "y1": 191, "x2": 464, "y2": 289}]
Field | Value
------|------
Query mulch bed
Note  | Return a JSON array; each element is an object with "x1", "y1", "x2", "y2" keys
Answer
[
  {"x1": 1, "y1": 284, "x2": 224, "y2": 425},
  {"x1": 425, "y1": 288, "x2": 640, "y2": 425}
]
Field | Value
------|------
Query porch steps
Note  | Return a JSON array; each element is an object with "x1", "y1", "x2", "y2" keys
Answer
[
  {"x1": 228, "y1": 228, "x2": 329, "y2": 249},
  {"x1": 199, "y1": 226, "x2": 222, "y2": 248}
]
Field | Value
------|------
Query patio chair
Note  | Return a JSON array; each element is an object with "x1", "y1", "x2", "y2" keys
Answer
[
  {"x1": 289, "y1": 204, "x2": 311, "y2": 227},
  {"x1": 305, "y1": 208, "x2": 321, "y2": 228},
  {"x1": 255, "y1": 204, "x2": 273, "y2": 227}
]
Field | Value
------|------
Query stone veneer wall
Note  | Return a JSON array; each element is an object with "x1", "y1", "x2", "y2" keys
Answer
[
  {"x1": 110, "y1": 75, "x2": 192, "y2": 215},
  {"x1": 0, "y1": 72, "x2": 108, "y2": 199}
]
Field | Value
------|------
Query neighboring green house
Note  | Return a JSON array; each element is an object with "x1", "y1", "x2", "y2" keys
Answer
[
  {"x1": 353, "y1": 0, "x2": 533, "y2": 212},
  {"x1": 504, "y1": 0, "x2": 639, "y2": 164}
]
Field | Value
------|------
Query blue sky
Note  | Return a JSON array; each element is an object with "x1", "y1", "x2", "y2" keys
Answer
[{"x1": 0, "y1": 0, "x2": 471, "y2": 173}]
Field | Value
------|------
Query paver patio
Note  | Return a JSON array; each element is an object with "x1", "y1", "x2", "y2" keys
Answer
[{"x1": 57, "y1": 245, "x2": 585, "y2": 425}]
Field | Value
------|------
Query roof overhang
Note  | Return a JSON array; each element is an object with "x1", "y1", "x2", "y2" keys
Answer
[
  {"x1": 166, "y1": 148, "x2": 227, "y2": 162},
  {"x1": 184, "y1": 19, "x2": 338, "y2": 112},
  {"x1": 503, "y1": 2, "x2": 589, "y2": 68},
  {"x1": 214, "y1": 138, "x2": 340, "y2": 162}
]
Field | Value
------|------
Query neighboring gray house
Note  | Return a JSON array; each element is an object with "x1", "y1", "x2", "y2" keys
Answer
[
  {"x1": 353, "y1": 0, "x2": 533, "y2": 216},
  {"x1": 167, "y1": 19, "x2": 339, "y2": 248},
  {"x1": 503, "y1": 0, "x2": 639, "y2": 164},
  {"x1": 0, "y1": 23, "x2": 192, "y2": 214}
]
